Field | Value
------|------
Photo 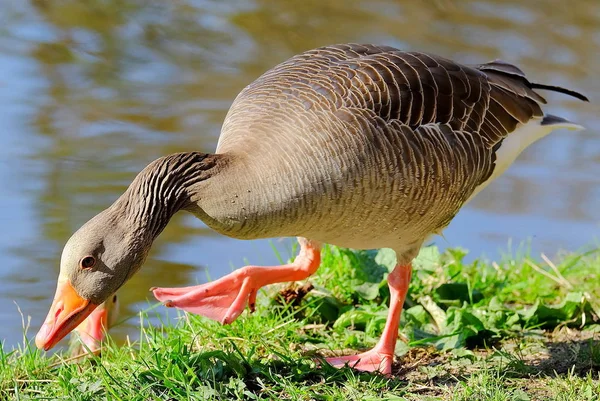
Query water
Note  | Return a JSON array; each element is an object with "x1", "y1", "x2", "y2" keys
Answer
[{"x1": 0, "y1": 0, "x2": 598, "y2": 350}]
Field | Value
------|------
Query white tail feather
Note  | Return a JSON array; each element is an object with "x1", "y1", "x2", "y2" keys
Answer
[{"x1": 465, "y1": 118, "x2": 582, "y2": 204}]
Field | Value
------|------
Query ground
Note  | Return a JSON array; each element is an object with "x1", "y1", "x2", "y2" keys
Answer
[{"x1": 2, "y1": 244, "x2": 600, "y2": 400}]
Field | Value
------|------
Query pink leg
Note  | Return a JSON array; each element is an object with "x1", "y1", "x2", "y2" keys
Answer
[
  {"x1": 326, "y1": 262, "x2": 412, "y2": 375},
  {"x1": 152, "y1": 238, "x2": 321, "y2": 324}
]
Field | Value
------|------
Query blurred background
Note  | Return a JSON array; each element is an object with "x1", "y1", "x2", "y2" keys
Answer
[{"x1": 0, "y1": 0, "x2": 598, "y2": 350}]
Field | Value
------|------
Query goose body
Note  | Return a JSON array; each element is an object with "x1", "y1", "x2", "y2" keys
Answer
[
  {"x1": 35, "y1": 44, "x2": 587, "y2": 374},
  {"x1": 191, "y1": 44, "x2": 582, "y2": 255}
]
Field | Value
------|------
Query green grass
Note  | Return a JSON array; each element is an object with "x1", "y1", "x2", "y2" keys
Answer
[{"x1": 2, "y1": 245, "x2": 600, "y2": 400}]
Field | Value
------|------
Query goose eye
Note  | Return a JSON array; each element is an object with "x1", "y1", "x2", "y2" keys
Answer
[{"x1": 80, "y1": 256, "x2": 96, "y2": 269}]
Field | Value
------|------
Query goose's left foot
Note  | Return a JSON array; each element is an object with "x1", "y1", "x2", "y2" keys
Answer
[{"x1": 152, "y1": 238, "x2": 321, "y2": 324}]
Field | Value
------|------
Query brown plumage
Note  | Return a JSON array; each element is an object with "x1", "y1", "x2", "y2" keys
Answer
[
  {"x1": 207, "y1": 43, "x2": 583, "y2": 257},
  {"x1": 36, "y1": 43, "x2": 588, "y2": 375}
]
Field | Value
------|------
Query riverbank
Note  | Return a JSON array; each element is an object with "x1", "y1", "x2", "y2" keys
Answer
[{"x1": 2, "y1": 245, "x2": 600, "y2": 400}]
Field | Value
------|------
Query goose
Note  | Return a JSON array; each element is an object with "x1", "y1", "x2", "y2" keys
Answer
[
  {"x1": 34, "y1": 43, "x2": 588, "y2": 375},
  {"x1": 69, "y1": 293, "x2": 119, "y2": 357}
]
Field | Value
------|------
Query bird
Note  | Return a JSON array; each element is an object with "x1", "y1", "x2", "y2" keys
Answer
[
  {"x1": 34, "y1": 43, "x2": 588, "y2": 375},
  {"x1": 69, "y1": 293, "x2": 119, "y2": 357}
]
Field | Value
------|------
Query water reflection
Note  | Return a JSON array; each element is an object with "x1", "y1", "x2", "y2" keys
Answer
[{"x1": 0, "y1": 0, "x2": 598, "y2": 349}]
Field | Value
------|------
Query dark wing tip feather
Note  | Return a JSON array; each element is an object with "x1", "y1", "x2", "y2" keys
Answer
[
  {"x1": 476, "y1": 59, "x2": 589, "y2": 103},
  {"x1": 529, "y1": 83, "x2": 589, "y2": 102},
  {"x1": 540, "y1": 114, "x2": 574, "y2": 126},
  {"x1": 477, "y1": 59, "x2": 527, "y2": 78}
]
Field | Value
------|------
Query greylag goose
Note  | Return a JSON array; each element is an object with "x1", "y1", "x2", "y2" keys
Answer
[
  {"x1": 35, "y1": 43, "x2": 588, "y2": 375},
  {"x1": 69, "y1": 293, "x2": 119, "y2": 356}
]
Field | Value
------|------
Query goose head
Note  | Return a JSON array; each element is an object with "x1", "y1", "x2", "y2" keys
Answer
[
  {"x1": 35, "y1": 207, "x2": 151, "y2": 351},
  {"x1": 35, "y1": 152, "x2": 210, "y2": 351}
]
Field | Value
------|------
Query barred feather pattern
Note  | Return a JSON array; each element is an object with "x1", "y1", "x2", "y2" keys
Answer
[
  {"x1": 120, "y1": 43, "x2": 582, "y2": 261},
  {"x1": 117, "y1": 152, "x2": 218, "y2": 240}
]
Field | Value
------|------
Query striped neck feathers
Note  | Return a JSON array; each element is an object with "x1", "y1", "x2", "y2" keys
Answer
[{"x1": 113, "y1": 152, "x2": 218, "y2": 242}]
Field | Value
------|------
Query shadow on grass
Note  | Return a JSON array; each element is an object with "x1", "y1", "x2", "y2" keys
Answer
[
  {"x1": 134, "y1": 347, "x2": 408, "y2": 398},
  {"x1": 387, "y1": 333, "x2": 600, "y2": 388},
  {"x1": 529, "y1": 337, "x2": 600, "y2": 376}
]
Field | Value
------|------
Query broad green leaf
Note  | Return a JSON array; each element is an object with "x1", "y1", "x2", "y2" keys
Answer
[
  {"x1": 404, "y1": 305, "x2": 430, "y2": 326},
  {"x1": 435, "y1": 282, "x2": 483, "y2": 304},
  {"x1": 520, "y1": 292, "x2": 587, "y2": 327},
  {"x1": 394, "y1": 340, "x2": 411, "y2": 357},
  {"x1": 333, "y1": 306, "x2": 388, "y2": 333},
  {"x1": 374, "y1": 248, "x2": 397, "y2": 272},
  {"x1": 305, "y1": 292, "x2": 342, "y2": 323},
  {"x1": 451, "y1": 347, "x2": 476, "y2": 360},
  {"x1": 413, "y1": 245, "x2": 441, "y2": 271},
  {"x1": 418, "y1": 295, "x2": 447, "y2": 332},
  {"x1": 344, "y1": 249, "x2": 388, "y2": 301},
  {"x1": 353, "y1": 280, "x2": 381, "y2": 301}
]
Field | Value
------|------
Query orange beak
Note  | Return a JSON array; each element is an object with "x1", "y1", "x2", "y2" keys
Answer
[
  {"x1": 35, "y1": 279, "x2": 98, "y2": 351},
  {"x1": 73, "y1": 305, "x2": 109, "y2": 353}
]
